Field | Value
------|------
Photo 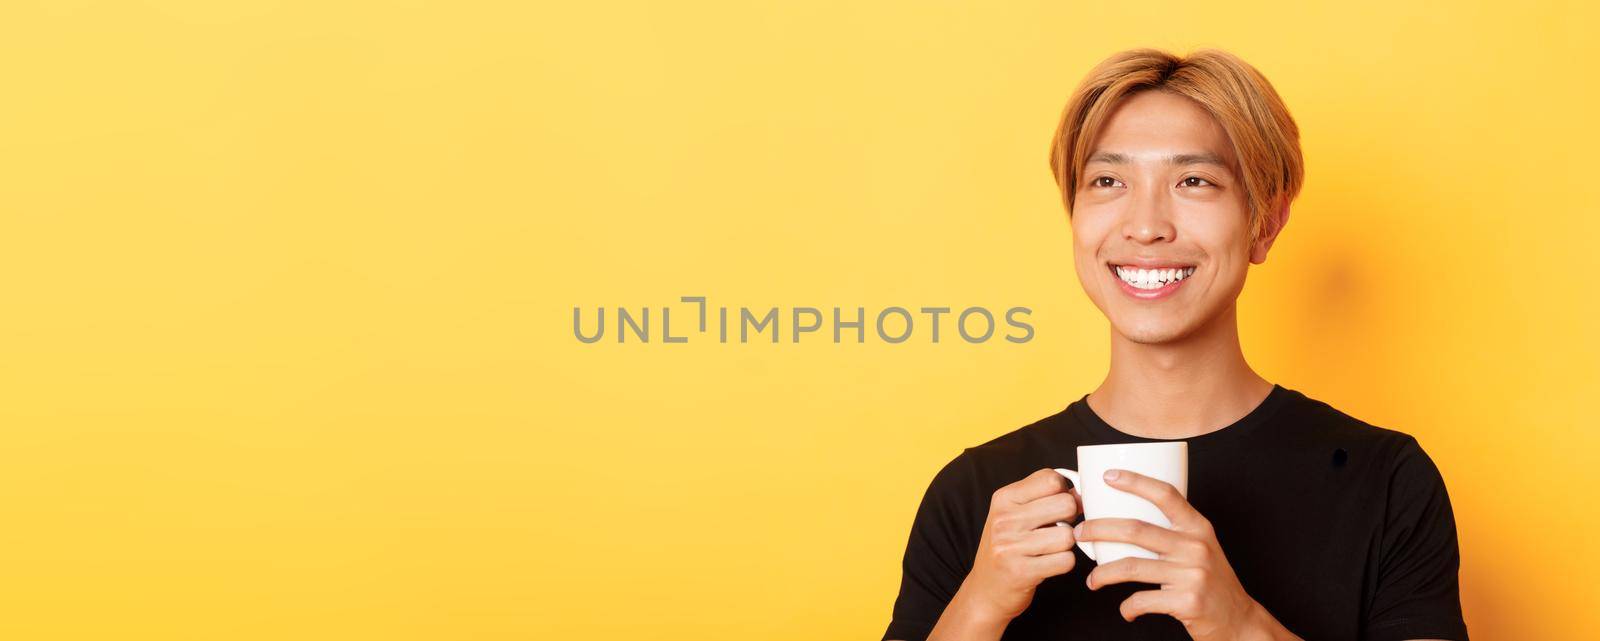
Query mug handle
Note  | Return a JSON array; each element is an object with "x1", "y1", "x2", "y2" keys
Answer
[{"x1": 1051, "y1": 468, "x2": 1095, "y2": 561}]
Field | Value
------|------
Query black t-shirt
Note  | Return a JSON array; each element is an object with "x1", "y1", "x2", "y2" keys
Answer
[{"x1": 883, "y1": 384, "x2": 1468, "y2": 641}]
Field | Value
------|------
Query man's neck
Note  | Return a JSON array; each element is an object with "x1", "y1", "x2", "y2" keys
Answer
[{"x1": 1086, "y1": 304, "x2": 1274, "y2": 440}]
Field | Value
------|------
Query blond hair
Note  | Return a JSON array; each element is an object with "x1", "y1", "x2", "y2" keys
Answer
[{"x1": 1048, "y1": 48, "x2": 1304, "y2": 242}]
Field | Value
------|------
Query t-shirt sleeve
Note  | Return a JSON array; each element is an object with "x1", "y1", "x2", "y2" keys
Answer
[
  {"x1": 1364, "y1": 436, "x2": 1470, "y2": 641},
  {"x1": 882, "y1": 451, "x2": 983, "y2": 641}
]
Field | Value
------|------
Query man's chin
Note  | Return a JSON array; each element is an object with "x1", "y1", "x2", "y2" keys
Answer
[{"x1": 1111, "y1": 318, "x2": 1195, "y2": 346}]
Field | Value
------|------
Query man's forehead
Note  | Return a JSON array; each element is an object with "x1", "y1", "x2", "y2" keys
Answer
[
  {"x1": 1088, "y1": 92, "x2": 1238, "y2": 169},
  {"x1": 1085, "y1": 149, "x2": 1234, "y2": 169}
]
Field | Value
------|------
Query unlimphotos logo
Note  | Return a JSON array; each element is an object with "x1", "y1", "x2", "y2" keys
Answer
[{"x1": 574, "y1": 296, "x2": 1033, "y2": 344}]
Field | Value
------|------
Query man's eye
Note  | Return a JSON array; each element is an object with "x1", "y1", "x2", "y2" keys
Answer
[
  {"x1": 1091, "y1": 176, "x2": 1122, "y2": 188},
  {"x1": 1181, "y1": 176, "x2": 1214, "y2": 187}
]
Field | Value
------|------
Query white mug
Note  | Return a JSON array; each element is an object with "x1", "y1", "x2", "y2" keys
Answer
[{"x1": 1053, "y1": 441, "x2": 1188, "y2": 565}]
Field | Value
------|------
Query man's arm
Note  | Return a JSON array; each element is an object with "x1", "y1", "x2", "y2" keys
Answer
[
  {"x1": 882, "y1": 454, "x2": 981, "y2": 641},
  {"x1": 900, "y1": 579, "x2": 1010, "y2": 641},
  {"x1": 883, "y1": 465, "x2": 1081, "y2": 641},
  {"x1": 1361, "y1": 437, "x2": 1470, "y2": 640}
]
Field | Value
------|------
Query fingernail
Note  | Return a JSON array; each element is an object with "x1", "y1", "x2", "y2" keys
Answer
[
  {"x1": 1073, "y1": 523, "x2": 1083, "y2": 538},
  {"x1": 1085, "y1": 575, "x2": 1094, "y2": 590},
  {"x1": 1104, "y1": 469, "x2": 1120, "y2": 482}
]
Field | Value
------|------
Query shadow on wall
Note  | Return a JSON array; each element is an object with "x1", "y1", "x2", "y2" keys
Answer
[{"x1": 1261, "y1": 153, "x2": 1504, "y2": 636}]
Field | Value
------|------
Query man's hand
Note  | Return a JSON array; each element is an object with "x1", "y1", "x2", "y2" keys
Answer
[
  {"x1": 959, "y1": 468, "x2": 1084, "y2": 624},
  {"x1": 1072, "y1": 469, "x2": 1301, "y2": 641}
]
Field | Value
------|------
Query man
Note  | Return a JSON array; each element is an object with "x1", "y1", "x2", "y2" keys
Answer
[{"x1": 881, "y1": 48, "x2": 1468, "y2": 641}]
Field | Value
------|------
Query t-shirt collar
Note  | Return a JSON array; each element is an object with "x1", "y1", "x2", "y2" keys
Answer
[{"x1": 1067, "y1": 383, "x2": 1297, "y2": 445}]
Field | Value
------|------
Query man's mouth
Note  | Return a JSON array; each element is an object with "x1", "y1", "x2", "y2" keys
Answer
[{"x1": 1106, "y1": 263, "x2": 1197, "y2": 293}]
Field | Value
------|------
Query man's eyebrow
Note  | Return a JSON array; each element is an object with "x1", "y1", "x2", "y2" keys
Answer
[{"x1": 1085, "y1": 151, "x2": 1230, "y2": 168}]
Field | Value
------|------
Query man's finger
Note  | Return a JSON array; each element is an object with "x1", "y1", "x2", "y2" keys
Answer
[
  {"x1": 1024, "y1": 550, "x2": 1077, "y2": 578},
  {"x1": 1117, "y1": 588, "x2": 1189, "y2": 623},
  {"x1": 1085, "y1": 557, "x2": 1180, "y2": 590},
  {"x1": 994, "y1": 468, "x2": 1072, "y2": 505},
  {"x1": 1010, "y1": 492, "x2": 1079, "y2": 529},
  {"x1": 1013, "y1": 520, "x2": 1077, "y2": 555},
  {"x1": 1102, "y1": 469, "x2": 1200, "y2": 528},
  {"x1": 1074, "y1": 517, "x2": 1185, "y2": 555}
]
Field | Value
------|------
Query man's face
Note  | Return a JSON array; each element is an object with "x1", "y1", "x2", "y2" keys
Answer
[{"x1": 1070, "y1": 89, "x2": 1264, "y2": 345}]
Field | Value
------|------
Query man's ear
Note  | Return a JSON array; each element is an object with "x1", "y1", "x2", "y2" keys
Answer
[{"x1": 1249, "y1": 198, "x2": 1291, "y2": 264}]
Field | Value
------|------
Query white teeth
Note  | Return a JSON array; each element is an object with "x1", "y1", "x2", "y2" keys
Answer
[{"x1": 1114, "y1": 265, "x2": 1195, "y2": 290}]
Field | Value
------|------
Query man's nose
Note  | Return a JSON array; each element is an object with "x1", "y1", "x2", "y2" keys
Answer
[{"x1": 1122, "y1": 183, "x2": 1177, "y2": 244}]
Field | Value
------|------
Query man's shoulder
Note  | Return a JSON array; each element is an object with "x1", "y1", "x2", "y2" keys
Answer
[
  {"x1": 1280, "y1": 387, "x2": 1433, "y2": 463},
  {"x1": 924, "y1": 405, "x2": 1080, "y2": 496},
  {"x1": 966, "y1": 405, "x2": 1077, "y2": 455}
]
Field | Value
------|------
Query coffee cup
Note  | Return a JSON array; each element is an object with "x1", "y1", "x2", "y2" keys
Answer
[{"x1": 1053, "y1": 441, "x2": 1188, "y2": 565}]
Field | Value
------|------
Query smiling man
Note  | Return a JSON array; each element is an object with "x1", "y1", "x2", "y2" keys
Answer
[{"x1": 882, "y1": 49, "x2": 1468, "y2": 641}]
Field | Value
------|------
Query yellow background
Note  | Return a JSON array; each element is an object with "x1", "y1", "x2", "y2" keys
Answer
[{"x1": 1, "y1": 1, "x2": 1595, "y2": 639}]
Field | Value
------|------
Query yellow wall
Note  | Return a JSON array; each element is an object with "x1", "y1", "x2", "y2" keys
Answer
[{"x1": 1, "y1": 1, "x2": 1594, "y2": 638}]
